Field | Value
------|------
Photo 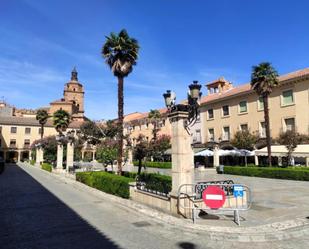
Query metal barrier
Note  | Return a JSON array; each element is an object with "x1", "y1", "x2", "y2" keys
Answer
[{"x1": 177, "y1": 182, "x2": 252, "y2": 225}]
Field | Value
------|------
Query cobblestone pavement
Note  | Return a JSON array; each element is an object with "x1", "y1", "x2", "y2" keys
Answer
[{"x1": 1, "y1": 164, "x2": 309, "y2": 249}]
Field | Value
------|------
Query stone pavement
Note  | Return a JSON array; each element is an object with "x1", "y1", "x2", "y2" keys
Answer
[{"x1": 1, "y1": 163, "x2": 309, "y2": 249}]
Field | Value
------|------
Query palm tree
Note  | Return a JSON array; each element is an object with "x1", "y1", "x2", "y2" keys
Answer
[
  {"x1": 102, "y1": 29, "x2": 139, "y2": 174},
  {"x1": 251, "y1": 62, "x2": 279, "y2": 166},
  {"x1": 148, "y1": 109, "x2": 161, "y2": 141},
  {"x1": 53, "y1": 109, "x2": 71, "y2": 135},
  {"x1": 36, "y1": 109, "x2": 49, "y2": 140}
]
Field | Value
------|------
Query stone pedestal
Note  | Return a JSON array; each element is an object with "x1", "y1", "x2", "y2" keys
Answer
[
  {"x1": 306, "y1": 157, "x2": 309, "y2": 167},
  {"x1": 56, "y1": 144, "x2": 63, "y2": 170},
  {"x1": 67, "y1": 142, "x2": 74, "y2": 172},
  {"x1": 168, "y1": 111, "x2": 194, "y2": 197},
  {"x1": 213, "y1": 144, "x2": 219, "y2": 167},
  {"x1": 39, "y1": 148, "x2": 44, "y2": 164}
]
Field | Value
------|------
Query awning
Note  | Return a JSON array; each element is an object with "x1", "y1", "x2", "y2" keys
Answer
[
  {"x1": 255, "y1": 144, "x2": 309, "y2": 158},
  {"x1": 195, "y1": 149, "x2": 214, "y2": 156}
]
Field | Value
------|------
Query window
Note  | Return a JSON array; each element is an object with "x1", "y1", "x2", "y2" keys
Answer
[
  {"x1": 25, "y1": 127, "x2": 31, "y2": 134},
  {"x1": 38, "y1": 128, "x2": 42, "y2": 135},
  {"x1": 208, "y1": 109, "x2": 214, "y2": 119},
  {"x1": 0, "y1": 126, "x2": 2, "y2": 133},
  {"x1": 10, "y1": 139, "x2": 16, "y2": 148},
  {"x1": 285, "y1": 118, "x2": 295, "y2": 131},
  {"x1": 162, "y1": 119, "x2": 166, "y2": 126},
  {"x1": 223, "y1": 126, "x2": 230, "y2": 141},
  {"x1": 258, "y1": 97, "x2": 264, "y2": 110},
  {"x1": 11, "y1": 127, "x2": 17, "y2": 134},
  {"x1": 239, "y1": 101, "x2": 247, "y2": 113},
  {"x1": 260, "y1": 122, "x2": 266, "y2": 138},
  {"x1": 208, "y1": 128, "x2": 214, "y2": 141},
  {"x1": 193, "y1": 129, "x2": 201, "y2": 143},
  {"x1": 240, "y1": 124, "x2": 248, "y2": 131},
  {"x1": 24, "y1": 139, "x2": 30, "y2": 148},
  {"x1": 222, "y1": 105, "x2": 229, "y2": 116},
  {"x1": 282, "y1": 90, "x2": 294, "y2": 106}
]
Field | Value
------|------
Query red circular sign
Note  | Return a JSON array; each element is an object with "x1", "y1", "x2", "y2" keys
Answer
[{"x1": 202, "y1": 186, "x2": 226, "y2": 209}]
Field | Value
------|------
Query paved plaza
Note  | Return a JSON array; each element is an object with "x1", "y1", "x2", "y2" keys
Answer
[{"x1": 1, "y1": 164, "x2": 309, "y2": 249}]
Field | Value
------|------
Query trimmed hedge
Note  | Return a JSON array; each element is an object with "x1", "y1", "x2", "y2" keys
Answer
[
  {"x1": 76, "y1": 171, "x2": 134, "y2": 198},
  {"x1": 30, "y1": 160, "x2": 35, "y2": 165},
  {"x1": 41, "y1": 163, "x2": 52, "y2": 172},
  {"x1": 138, "y1": 173, "x2": 172, "y2": 194},
  {"x1": 133, "y1": 161, "x2": 171, "y2": 169},
  {"x1": 221, "y1": 166, "x2": 309, "y2": 181}
]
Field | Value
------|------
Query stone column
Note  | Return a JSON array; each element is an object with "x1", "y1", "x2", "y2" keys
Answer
[
  {"x1": 168, "y1": 111, "x2": 194, "y2": 218},
  {"x1": 213, "y1": 144, "x2": 220, "y2": 167},
  {"x1": 128, "y1": 149, "x2": 133, "y2": 164},
  {"x1": 81, "y1": 151, "x2": 85, "y2": 161},
  {"x1": 306, "y1": 157, "x2": 309, "y2": 167},
  {"x1": 66, "y1": 142, "x2": 74, "y2": 172},
  {"x1": 56, "y1": 144, "x2": 63, "y2": 170},
  {"x1": 169, "y1": 111, "x2": 194, "y2": 195},
  {"x1": 17, "y1": 151, "x2": 21, "y2": 162},
  {"x1": 254, "y1": 155, "x2": 259, "y2": 166},
  {"x1": 92, "y1": 151, "x2": 96, "y2": 161},
  {"x1": 36, "y1": 147, "x2": 40, "y2": 165},
  {"x1": 39, "y1": 148, "x2": 44, "y2": 164}
]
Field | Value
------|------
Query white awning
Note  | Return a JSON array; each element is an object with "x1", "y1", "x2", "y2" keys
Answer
[
  {"x1": 195, "y1": 149, "x2": 214, "y2": 156},
  {"x1": 255, "y1": 144, "x2": 309, "y2": 158}
]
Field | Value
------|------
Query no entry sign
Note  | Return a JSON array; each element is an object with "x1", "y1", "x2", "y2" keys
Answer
[{"x1": 202, "y1": 186, "x2": 226, "y2": 209}]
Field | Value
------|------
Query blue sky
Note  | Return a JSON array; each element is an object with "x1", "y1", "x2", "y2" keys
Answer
[{"x1": 1, "y1": 0, "x2": 308, "y2": 120}]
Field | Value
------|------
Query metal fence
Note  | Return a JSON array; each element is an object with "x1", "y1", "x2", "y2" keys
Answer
[{"x1": 177, "y1": 182, "x2": 252, "y2": 225}]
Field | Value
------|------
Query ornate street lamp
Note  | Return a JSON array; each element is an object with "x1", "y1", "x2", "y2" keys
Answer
[{"x1": 163, "y1": 80, "x2": 202, "y2": 132}]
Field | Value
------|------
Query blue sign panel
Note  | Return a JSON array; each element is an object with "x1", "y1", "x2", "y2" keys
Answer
[{"x1": 233, "y1": 185, "x2": 244, "y2": 197}]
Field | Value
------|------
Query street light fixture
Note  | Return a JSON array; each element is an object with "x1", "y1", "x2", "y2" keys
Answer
[{"x1": 163, "y1": 80, "x2": 202, "y2": 133}]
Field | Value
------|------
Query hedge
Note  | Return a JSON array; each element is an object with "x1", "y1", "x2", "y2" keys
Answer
[
  {"x1": 76, "y1": 171, "x2": 134, "y2": 198},
  {"x1": 41, "y1": 163, "x2": 52, "y2": 172},
  {"x1": 138, "y1": 173, "x2": 172, "y2": 194},
  {"x1": 220, "y1": 166, "x2": 309, "y2": 181},
  {"x1": 133, "y1": 161, "x2": 171, "y2": 169},
  {"x1": 30, "y1": 160, "x2": 35, "y2": 165}
]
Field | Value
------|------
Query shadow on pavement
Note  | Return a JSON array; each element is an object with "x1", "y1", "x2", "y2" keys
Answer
[
  {"x1": 0, "y1": 164, "x2": 122, "y2": 249},
  {"x1": 177, "y1": 242, "x2": 197, "y2": 249}
]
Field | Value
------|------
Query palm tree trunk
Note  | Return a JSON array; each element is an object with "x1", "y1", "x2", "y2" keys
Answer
[
  {"x1": 41, "y1": 124, "x2": 44, "y2": 140},
  {"x1": 117, "y1": 76, "x2": 124, "y2": 174},
  {"x1": 263, "y1": 95, "x2": 272, "y2": 166}
]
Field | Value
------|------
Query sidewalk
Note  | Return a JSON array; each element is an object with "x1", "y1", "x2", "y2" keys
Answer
[{"x1": 20, "y1": 162, "x2": 309, "y2": 243}]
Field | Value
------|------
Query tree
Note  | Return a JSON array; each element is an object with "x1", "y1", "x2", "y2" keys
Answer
[
  {"x1": 31, "y1": 136, "x2": 59, "y2": 164},
  {"x1": 53, "y1": 109, "x2": 71, "y2": 135},
  {"x1": 251, "y1": 62, "x2": 279, "y2": 166},
  {"x1": 133, "y1": 135, "x2": 149, "y2": 175},
  {"x1": 278, "y1": 130, "x2": 302, "y2": 166},
  {"x1": 231, "y1": 130, "x2": 258, "y2": 166},
  {"x1": 102, "y1": 120, "x2": 119, "y2": 139},
  {"x1": 149, "y1": 134, "x2": 171, "y2": 161},
  {"x1": 148, "y1": 109, "x2": 161, "y2": 141},
  {"x1": 96, "y1": 139, "x2": 118, "y2": 170},
  {"x1": 102, "y1": 29, "x2": 139, "y2": 174},
  {"x1": 79, "y1": 120, "x2": 103, "y2": 145},
  {"x1": 36, "y1": 109, "x2": 49, "y2": 139}
]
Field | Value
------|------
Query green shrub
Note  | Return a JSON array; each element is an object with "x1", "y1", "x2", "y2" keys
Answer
[
  {"x1": 30, "y1": 160, "x2": 35, "y2": 165},
  {"x1": 138, "y1": 173, "x2": 172, "y2": 194},
  {"x1": 133, "y1": 161, "x2": 171, "y2": 169},
  {"x1": 76, "y1": 171, "x2": 134, "y2": 198},
  {"x1": 41, "y1": 163, "x2": 52, "y2": 172},
  {"x1": 222, "y1": 166, "x2": 309, "y2": 181}
]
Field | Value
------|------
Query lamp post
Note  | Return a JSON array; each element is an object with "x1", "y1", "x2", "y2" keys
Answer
[{"x1": 163, "y1": 81, "x2": 202, "y2": 215}]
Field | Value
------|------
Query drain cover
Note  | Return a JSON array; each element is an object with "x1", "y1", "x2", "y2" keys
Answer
[{"x1": 132, "y1": 221, "x2": 152, "y2": 227}]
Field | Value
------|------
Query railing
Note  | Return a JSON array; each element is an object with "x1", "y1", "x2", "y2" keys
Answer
[
  {"x1": 177, "y1": 182, "x2": 252, "y2": 225},
  {"x1": 136, "y1": 182, "x2": 169, "y2": 198}
]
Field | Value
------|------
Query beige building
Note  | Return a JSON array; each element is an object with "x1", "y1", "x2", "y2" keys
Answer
[
  {"x1": 199, "y1": 68, "x2": 309, "y2": 144},
  {"x1": 0, "y1": 68, "x2": 86, "y2": 162},
  {"x1": 123, "y1": 68, "x2": 309, "y2": 151}
]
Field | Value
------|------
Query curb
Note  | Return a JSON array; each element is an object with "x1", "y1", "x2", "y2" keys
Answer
[{"x1": 20, "y1": 163, "x2": 309, "y2": 242}]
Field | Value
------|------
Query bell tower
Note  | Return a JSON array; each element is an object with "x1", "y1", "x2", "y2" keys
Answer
[{"x1": 63, "y1": 67, "x2": 85, "y2": 120}]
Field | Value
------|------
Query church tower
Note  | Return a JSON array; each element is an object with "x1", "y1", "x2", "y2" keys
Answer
[{"x1": 63, "y1": 67, "x2": 85, "y2": 120}]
